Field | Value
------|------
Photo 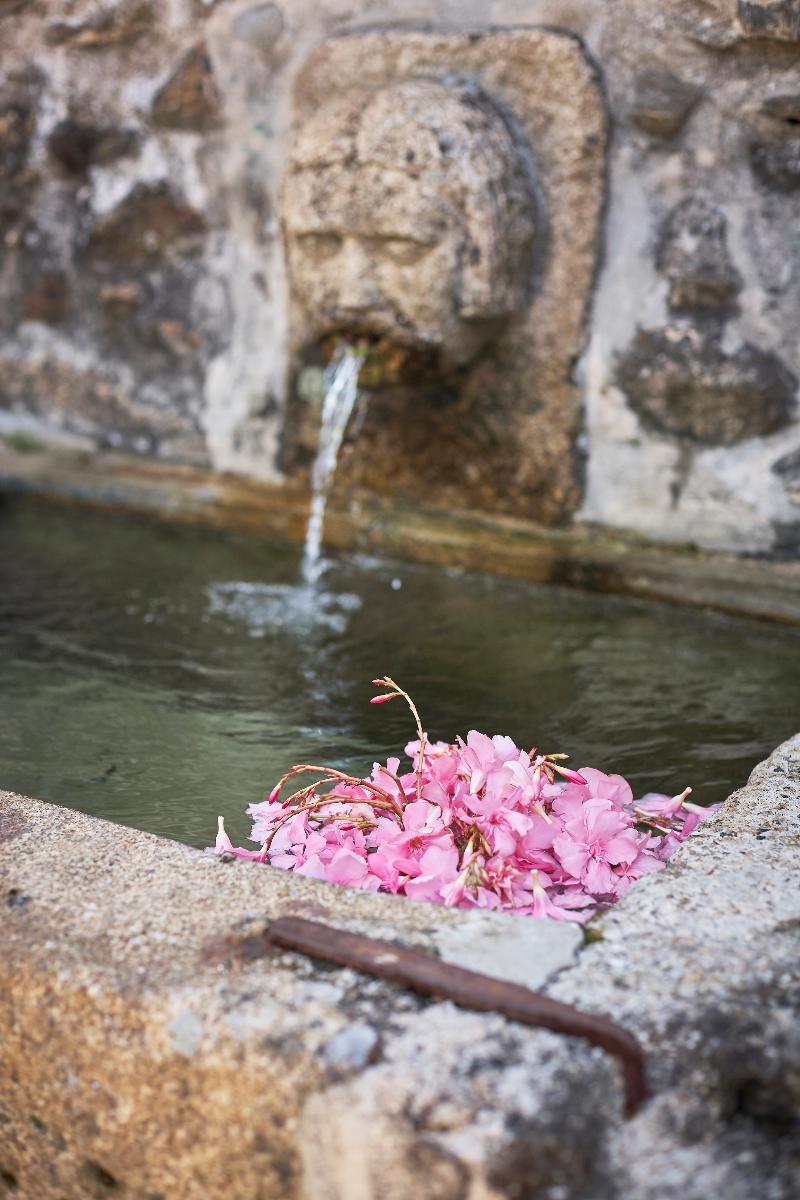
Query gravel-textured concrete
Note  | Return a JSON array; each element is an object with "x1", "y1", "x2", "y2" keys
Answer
[{"x1": 1, "y1": 733, "x2": 798, "y2": 1198}]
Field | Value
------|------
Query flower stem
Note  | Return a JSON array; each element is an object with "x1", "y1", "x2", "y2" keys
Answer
[{"x1": 374, "y1": 677, "x2": 426, "y2": 801}]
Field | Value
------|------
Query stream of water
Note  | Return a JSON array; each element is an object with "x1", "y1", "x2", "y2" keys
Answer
[
  {"x1": 301, "y1": 343, "x2": 364, "y2": 584},
  {"x1": 197, "y1": 344, "x2": 366, "y2": 642}
]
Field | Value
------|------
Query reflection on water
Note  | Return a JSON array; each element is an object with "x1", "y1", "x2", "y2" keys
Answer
[{"x1": 1, "y1": 497, "x2": 799, "y2": 849}]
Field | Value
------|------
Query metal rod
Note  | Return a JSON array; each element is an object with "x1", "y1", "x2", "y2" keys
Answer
[{"x1": 268, "y1": 915, "x2": 647, "y2": 1116}]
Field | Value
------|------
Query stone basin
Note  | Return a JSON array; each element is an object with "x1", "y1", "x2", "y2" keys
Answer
[{"x1": 1, "y1": 735, "x2": 799, "y2": 1199}]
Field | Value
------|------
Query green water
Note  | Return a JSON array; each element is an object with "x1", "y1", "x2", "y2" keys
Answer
[{"x1": 1, "y1": 497, "x2": 799, "y2": 850}]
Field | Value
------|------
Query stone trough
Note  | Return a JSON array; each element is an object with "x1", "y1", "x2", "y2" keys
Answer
[{"x1": 1, "y1": 735, "x2": 798, "y2": 1199}]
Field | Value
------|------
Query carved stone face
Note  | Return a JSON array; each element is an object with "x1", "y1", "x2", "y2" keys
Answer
[{"x1": 282, "y1": 79, "x2": 536, "y2": 368}]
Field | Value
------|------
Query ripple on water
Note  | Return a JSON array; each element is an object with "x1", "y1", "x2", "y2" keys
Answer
[
  {"x1": 207, "y1": 581, "x2": 363, "y2": 638},
  {"x1": 1, "y1": 499, "x2": 799, "y2": 849}
]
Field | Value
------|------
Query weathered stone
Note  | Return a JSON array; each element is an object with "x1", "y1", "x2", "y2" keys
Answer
[
  {"x1": 0, "y1": 176, "x2": 36, "y2": 242},
  {"x1": 0, "y1": 107, "x2": 32, "y2": 179},
  {"x1": 284, "y1": 76, "x2": 538, "y2": 370},
  {"x1": 676, "y1": 0, "x2": 741, "y2": 48},
  {"x1": 0, "y1": 70, "x2": 43, "y2": 241},
  {"x1": 98, "y1": 281, "x2": 144, "y2": 311},
  {"x1": 21, "y1": 270, "x2": 69, "y2": 325},
  {"x1": 750, "y1": 138, "x2": 800, "y2": 191},
  {"x1": 322, "y1": 1024, "x2": 380, "y2": 1070},
  {"x1": 738, "y1": 0, "x2": 800, "y2": 40},
  {"x1": 761, "y1": 92, "x2": 800, "y2": 123},
  {"x1": 86, "y1": 183, "x2": 206, "y2": 262},
  {"x1": 434, "y1": 907, "x2": 581, "y2": 990},
  {"x1": 656, "y1": 197, "x2": 742, "y2": 315},
  {"x1": 773, "y1": 445, "x2": 800, "y2": 486},
  {"x1": 151, "y1": 43, "x2": 221, "y2": 131},
  {"x1": 0, "y1": 350, "x2": 190, "y2": 448},
  {"x1": 630, "y1": 69, "x2": 702, "y2": 138},
  {"x1": 45, "y1": 2, "x2": 154, "y2": 49},
  {"x1": 0, "y1": 0, "x2": 30, "y2": 13},
  {"x1": 0, "y1": 67, "x2": 41, "y2": 180},
  {"x1": 151, "y1": 318, "x2": 201, "y2": 358},
  {"x1": 617, "y1": 329, "x2": 797, "y2": 445},
  {"x1": 232, "y1": 3, "x2": 285, "y2": 54},
  {"x1": 773, "y1": 521, "x2": 800, "y2": 555},
  {"x1": 550, "y1": 734, "x2": 800, "y2": 1197},
  {"x1": 48, "y1": 119, "x2": 139, "y2": 175},
  {"x1": 772, "y1": 447, "x2": 800, "y2": 511}
]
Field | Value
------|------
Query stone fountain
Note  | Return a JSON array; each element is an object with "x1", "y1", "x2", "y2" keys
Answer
[{"x1": 0, "y1": 9, "x2": 799, "y2": 1199}]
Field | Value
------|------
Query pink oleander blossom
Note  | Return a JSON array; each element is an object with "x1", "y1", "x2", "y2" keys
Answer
[{"x1": 209, "y1": 676, "x2": 717, "y2": 922}]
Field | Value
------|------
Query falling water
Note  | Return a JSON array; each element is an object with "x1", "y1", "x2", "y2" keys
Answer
[
  {"x1": 301, "y1": 342, "x2": 364, "y2": 584},
  {"x1": 201, "y1": 343, "x2": 365, "y2": 639}
]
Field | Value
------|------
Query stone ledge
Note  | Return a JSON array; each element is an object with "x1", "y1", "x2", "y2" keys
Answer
[
  {"x1": 1, "y1": 734, "x2": 800, "y2": 1195},
  {"x1": 1, "y1": 734, "x2": 799, "y2": 1198}
]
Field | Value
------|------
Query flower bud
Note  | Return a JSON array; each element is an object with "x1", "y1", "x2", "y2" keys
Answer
[{"x1": 553, "y1": 764, "x2": 587, "y2": 785}]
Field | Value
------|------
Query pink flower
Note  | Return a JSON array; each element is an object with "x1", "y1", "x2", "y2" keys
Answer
[
  {"x1": 367, "y1": 800, "x2": 451, "y2": 891},
  {"x1": 211, "y1": 817, "x2": 266, "y2": 861},
  {"x1": 405, "y1": 737, "x2": 451, "y2": 765},
  {"x1": 327, "y1": 847, "x2": 376, "y2": 886},
  {"x1": 637, "y1": 786, "x2": 692, "y2": 819},
  {"x1": 456, "y1": 730, "x2": 525, "y2": 795},
  {"x1": 553, "y1": 800, "x2": 644, "y2": 896},
  {"x1": 403, "y1": 844, "x2": 461, "y2": 902},
  {"x1": 577, "y1": 767, "x2": 633, "y2": 809},
  {"x1": 522, "y1": 871, "x2": 587, "y2": 922},
  {"x1": 610, "y1": 848, "x2": 665, "y2": 897},
  {"x1": 212, "y1": 681, "x2": 704, "y2": 923}
]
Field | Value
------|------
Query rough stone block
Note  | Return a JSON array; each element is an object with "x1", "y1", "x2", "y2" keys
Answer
[
  {"x1": 773, "y1": 446, "x2": 800, "y2": 494},
  {"x1": 47, "y1": 119, "x2": 139, "y2": 175},
  {"x1": 630, "y1": 69, "x2": 702, "y2": 138},
  {"x1": 86, "y1": 183, "x2": 206, "y2": 262},
  {"x1": 232, "y1": 3, "x2": 285, "y2": 56},
  {"x1": 0, "y1": 341, "x2": 192, "y2": 450},
  {"x1": 44, "y1": 2, "x2": 155, "y2": 50},
  {"x1": 151, "y1": 43, "x2": 222, "y2": 131},
  {"x1": 656, "y1": 197, "x2": 742, "y2": 315},
  {"x1": 750, "y1": 138, "x2": 800, "y2": 191},
  {"x1": 617, "y1": 329, "x2": 797, "y2": 446},
  {"x1": 738, "y1": 0, "x2": 800, "y2": 40},
  {"x1": 0, "y1": 66, "x2": 42, "y2": 180},
  {"x1": 21, "y1": 270, "x2": 69, "y2": 325}
]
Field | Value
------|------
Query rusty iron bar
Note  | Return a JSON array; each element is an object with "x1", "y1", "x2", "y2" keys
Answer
[{"x1": 268, "y1": 915, "x2": 647, "y2": 1116}]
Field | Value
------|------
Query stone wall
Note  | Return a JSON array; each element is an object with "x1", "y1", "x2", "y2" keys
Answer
[{"x1": 0, "y1": 1, "x2": 799, "y2": 554}]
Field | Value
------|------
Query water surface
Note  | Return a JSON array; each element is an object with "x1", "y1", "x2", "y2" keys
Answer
[{"x1": 2, "y1": 497, "x2": 799, "y2": 849}]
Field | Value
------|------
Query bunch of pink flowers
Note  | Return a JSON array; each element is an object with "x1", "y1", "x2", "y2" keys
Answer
[{"x1": 213, "y1": 677, "x2": 717, "y2": 921}]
